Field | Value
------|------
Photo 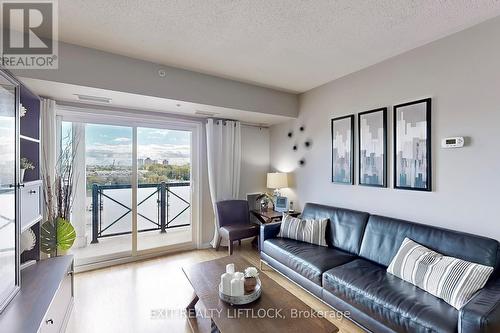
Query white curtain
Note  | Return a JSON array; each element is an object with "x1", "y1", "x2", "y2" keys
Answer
[
  {"x1": 40, "y1": 98, "x2": 57, "y2": 201},
  {"x1": 206, "y1": 119, "x2": 241, "y2": 247}
]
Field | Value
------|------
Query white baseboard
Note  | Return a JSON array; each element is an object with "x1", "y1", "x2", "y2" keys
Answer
[{"x1": 74, "y1": 242, "x2": 195, "y2": 273}]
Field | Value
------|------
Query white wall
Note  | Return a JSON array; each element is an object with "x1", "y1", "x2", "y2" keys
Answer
[
  {"x1": 240, "y1": 126, "x2": 270, "y2": 198},
  {"x1": 270, "y1": 16, "x2": 500, "y2": 241}
]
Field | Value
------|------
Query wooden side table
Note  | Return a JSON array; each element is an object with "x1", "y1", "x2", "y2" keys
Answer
[{"x1": 250, "y1": 208, "x2": 300, "y2": 224}]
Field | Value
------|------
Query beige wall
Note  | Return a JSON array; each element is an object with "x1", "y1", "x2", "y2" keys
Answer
[
  {"x1": 270, "y1": 16, "x2": 500, "y2": 240},
  {"x1": 200, "y1": 125, "x2": 270, "y2": 245}
]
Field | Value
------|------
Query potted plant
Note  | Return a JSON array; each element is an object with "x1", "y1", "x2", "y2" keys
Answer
[
  {"x1": 20, "y1": 157, "x2": 35, "y2": 182},
  {"x1": 255, "y1": 193, "x2": 274, "y2": 211},
  {"x1": 41, "y1": 136, "x2": 77, "y2": 257},
  {"x1": 244, "y1": 266, "x2": 259, "y2": 293}
]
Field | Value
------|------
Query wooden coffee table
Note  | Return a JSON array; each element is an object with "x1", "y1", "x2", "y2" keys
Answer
[{"x1": 182, "y1": 255, "x2": 338, "y2": 333}]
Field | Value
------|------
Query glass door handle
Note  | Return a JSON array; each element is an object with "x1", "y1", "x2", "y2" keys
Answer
[{"x1": 9, "y1": 183, "x2": 25, "y2": 188}]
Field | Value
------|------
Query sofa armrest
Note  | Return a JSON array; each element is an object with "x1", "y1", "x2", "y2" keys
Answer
[
  {"x1": 459, "y1": 278, "x2": 500, "y2": 333},
  {"x1": 260, "y1": 222, "x2": 281, "y2": 250}
]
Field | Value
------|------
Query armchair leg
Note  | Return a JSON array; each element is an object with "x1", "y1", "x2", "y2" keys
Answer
[
  {"x1": 238, "y1": 239, "x2": 241, "y2": 245},
  {"x1": 215, "y1": 236, "x2": 222, "y2": 251},
  {"x1": 228, "y1": 241, "x2": 233, "y2": 256}
]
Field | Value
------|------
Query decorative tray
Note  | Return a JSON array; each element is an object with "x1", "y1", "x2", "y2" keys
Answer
[{"x1": 218, "y1": 278, "x2": 262, "y2": 305}]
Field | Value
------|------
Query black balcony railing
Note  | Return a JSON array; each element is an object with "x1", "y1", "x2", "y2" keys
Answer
[{"x1": 91, "y1": 181, "x2": 190, "y2": 243}]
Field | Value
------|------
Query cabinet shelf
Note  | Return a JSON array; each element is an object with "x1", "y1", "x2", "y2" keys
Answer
[
  {"x1": 20, "y1": 135, "x2": 40, "y2": 143},
  {"x1": 21, "y1": 216, "x2": 42, "y2": 233}
]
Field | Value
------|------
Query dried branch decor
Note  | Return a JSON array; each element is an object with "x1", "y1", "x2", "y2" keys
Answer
[{"x1": 41, "y1": 132, "x2": 78, "y2": 256}]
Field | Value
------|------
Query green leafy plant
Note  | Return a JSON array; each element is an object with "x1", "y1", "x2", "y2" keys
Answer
[
  {"x1": 42, "y1": 131, "x2": 79, "y2": 256},
  {"x1": 41, "y1": 218, "x2": 76, "y2": 254},
  {"x1": 20, "y1": 157, "x2": 35, "y2": 170}
]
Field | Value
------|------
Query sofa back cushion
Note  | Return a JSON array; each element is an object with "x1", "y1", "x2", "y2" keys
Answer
[
  {"x1": 301, "y1": 203, "x2": 369, "y2": 255},
  {"x1": 360, "y1": 215, "x2": 500, "y2": 270}
]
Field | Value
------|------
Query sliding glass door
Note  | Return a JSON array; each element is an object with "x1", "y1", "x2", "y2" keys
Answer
[
  {"x1": 62, "y1": 114, "x2": 197, "y2": 267},
  {"x1": 136, "y1": 127, "x2": 192, "y2": 251}
]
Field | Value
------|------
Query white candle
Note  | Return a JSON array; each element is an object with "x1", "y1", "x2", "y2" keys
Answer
[
  {"x1": 230, "y1": 277, "x2": 244, "y2": 296},
  {"x1": 226, "y1": 263, "x2": 235, "y2": 274},
  {"x1": 221, "y1": 273, "x2": 232, "y2": 295}
]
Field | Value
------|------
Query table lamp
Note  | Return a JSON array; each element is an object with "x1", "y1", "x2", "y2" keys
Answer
[{"x1": 267, "y1": 172, "x2": 288, "y2": 197}]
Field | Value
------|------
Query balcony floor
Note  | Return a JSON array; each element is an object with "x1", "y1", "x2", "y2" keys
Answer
[{"x1": 70, "y1": 227, "x2": 192, "y2": 266}]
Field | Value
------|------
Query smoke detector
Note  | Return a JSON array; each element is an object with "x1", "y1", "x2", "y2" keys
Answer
[{"x1": 158, "y1": 69, "x2": 167, "y2": 77}]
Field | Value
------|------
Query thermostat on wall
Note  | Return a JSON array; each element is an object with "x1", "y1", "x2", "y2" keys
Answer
[{"x1": 441, "y1": 137, "x2": 464, "y2": 148}]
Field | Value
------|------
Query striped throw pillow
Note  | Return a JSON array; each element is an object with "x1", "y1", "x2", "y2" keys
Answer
[
  {"x1": 278, "y1": 213, "x2": 328, "y2": 247},
  {"x1": 387, "y1": 237, "x2": 494, "y2": 309}
]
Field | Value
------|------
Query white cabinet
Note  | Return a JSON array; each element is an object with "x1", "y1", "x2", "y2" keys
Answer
[
  {"x1": 40, "y1": 266, "x2": 73, "y2": 333},
  {"x1": 0, "y1": 256, "x2": 74, "y2": 333},
  {"x1": 20, "y1": 180, "x2": 42, "y2": 232}
]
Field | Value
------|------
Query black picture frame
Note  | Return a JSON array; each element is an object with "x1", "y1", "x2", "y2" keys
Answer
[
  {"x1": 393, "y1": 98, "x2": 432, "y2": 191},
  {"x1": 358, "y1": 107, "x2": 387, "y2": 187},
  {"x1": 331, "y1": 114, "x2": 354, "y2": 184}
]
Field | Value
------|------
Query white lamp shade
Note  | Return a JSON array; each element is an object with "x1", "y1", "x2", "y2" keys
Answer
[{"x1": 267, "y1": 172, "x2": 288, "y2": 189}]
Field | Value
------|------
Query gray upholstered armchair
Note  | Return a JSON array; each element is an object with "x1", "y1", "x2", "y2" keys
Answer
[{"x1": 215, "y1": 200, "x2": 259, "y2": 255}]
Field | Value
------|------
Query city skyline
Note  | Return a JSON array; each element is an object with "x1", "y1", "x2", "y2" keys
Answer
[{"x1": 63, "y1": 122, "x2": 191, "y2": 166}]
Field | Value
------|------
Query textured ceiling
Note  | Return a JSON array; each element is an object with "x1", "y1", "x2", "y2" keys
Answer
[{"x1": 58, "y1": 1, "x2": 500, "y2": 93}]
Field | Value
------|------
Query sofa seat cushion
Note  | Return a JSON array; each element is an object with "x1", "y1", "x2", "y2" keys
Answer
[
  {"x1": 323, "y1": 259, "x2": 458, "y2": 333},
  {"x1": 262, "y1": 238, "x2": 356, "y2": 285}
]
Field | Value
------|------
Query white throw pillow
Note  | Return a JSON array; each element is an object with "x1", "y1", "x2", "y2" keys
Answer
[
  {"x1": 278, "y1": 213, "x2": 328, "y2": 247},
  {"x1": 387, "y1": 237, "x2": 494, "y2": 309}
]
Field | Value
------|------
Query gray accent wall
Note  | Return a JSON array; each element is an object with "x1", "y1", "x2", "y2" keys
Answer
[
  {"x1": 270, "y1": 16, "x2": 500, "y2": 241},
  {"x1": 13, "y1": 42, "x2": 298, "y2": 118}
]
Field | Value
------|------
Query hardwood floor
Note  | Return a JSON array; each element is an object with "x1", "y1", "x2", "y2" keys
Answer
[{"x1": 65, "y1": 241, "x2": 364, "y2": 333}]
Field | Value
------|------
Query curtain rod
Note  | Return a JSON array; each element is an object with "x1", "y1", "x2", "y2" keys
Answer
[{"x1": 207, "y1": 117, "x2": 269, "y2": 128}]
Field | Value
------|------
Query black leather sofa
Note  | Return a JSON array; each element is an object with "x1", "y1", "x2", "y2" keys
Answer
[{"x1": 260, "y1": 203, "x2": 500, "y2": 333}]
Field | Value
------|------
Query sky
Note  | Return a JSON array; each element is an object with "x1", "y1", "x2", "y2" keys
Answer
[{"x1": 63, "y1": 122, "x2": 191, "y2": 166}]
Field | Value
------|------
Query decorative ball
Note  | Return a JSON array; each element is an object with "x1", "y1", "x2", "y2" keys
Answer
[
  {"x1": 287, "y1": 131, "x2": 293, "y2": 138},
  {"x1": 292, "y1": 145, "x2": 297, "y2": 151},
  {"x1": 21, "y1": 228, "x2": 36, "y2": 253},
  {"x1": 304, "y1": 141, "x2": 311, "y2": 148},
  {"x1": 299, "y1": 126, "x2": 305, "y2": 132},
  {"x1": 299, "y1": 159, "x2": 306, "y2": 166}
]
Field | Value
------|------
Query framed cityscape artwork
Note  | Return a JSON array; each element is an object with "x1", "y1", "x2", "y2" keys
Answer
[
  {"x1": 331, "y1": 115, "x2": 354, "y2": 184},
  {"x1": 358, "y1": 108, "x2": 387, "y2": 187},
  {"x1": 393, "y1": 98, "x2": 432, "y2": 191}
]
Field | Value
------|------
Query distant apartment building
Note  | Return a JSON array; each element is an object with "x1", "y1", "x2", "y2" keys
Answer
[{"x1": 144, "y1": 158, "x2": 153, "y2": 166}]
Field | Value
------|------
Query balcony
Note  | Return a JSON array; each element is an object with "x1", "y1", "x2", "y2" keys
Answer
[{"x1": 70, "y1": 181, "x2": 192, "y2": 265}]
